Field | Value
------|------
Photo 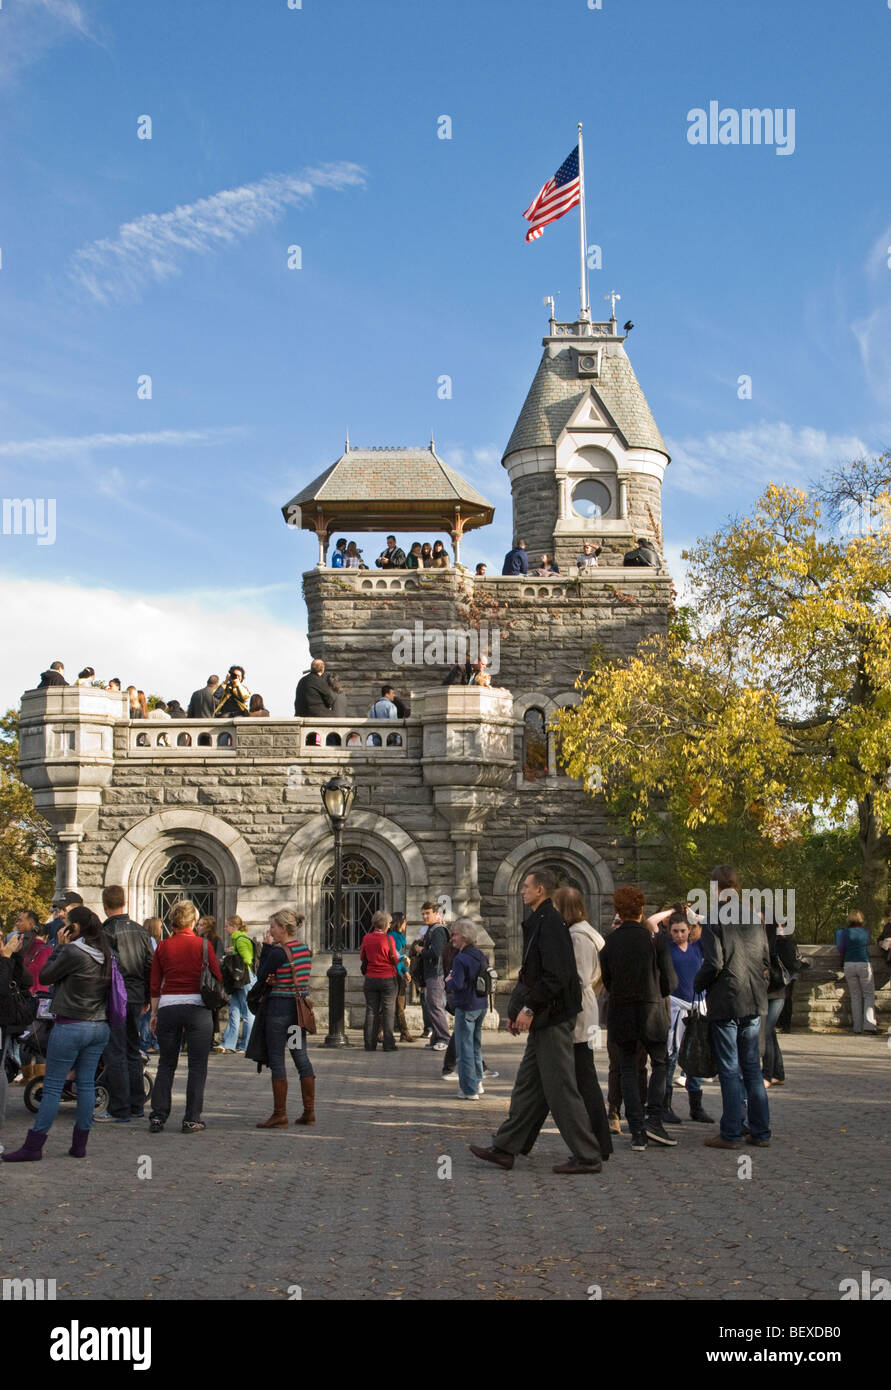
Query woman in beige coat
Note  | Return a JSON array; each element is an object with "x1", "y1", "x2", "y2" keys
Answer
[{"x1": 518, "y1": 887, "x2": 613, "y2": 1160}]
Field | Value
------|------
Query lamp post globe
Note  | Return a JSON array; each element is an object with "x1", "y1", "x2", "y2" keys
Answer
[{"x1": 321, "y1": 774, "x2": 355, "y2": 1047}]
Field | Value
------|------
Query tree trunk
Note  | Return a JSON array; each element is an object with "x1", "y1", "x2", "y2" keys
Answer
[{"x1": 857, "y1": 792, "x2": 890, "y2": 932}]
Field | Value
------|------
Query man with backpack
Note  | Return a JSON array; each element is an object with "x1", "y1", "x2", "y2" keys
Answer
[
  {"x1": 219, "y1": 917, "x2": 256, "y2": 1053},
  {"x1": 98, "y1": 886, "x2": 153, "y2": 1123}
]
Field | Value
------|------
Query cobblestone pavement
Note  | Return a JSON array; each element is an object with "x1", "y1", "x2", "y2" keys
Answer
[{"x1": 1, "y1": 1031, "x2": 888, "y2": 1301}]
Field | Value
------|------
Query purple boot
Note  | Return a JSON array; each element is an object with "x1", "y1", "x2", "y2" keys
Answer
[
  {"x1": 69, "y1": 1127, "x2": 90, "y2": 1158},
  {"x1": 2, "y1": 1129, "x2": 47, "y2": 1162}
]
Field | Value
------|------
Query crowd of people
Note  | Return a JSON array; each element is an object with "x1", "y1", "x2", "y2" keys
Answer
[
  {"x1": 500, "y1": 537, "x2": 658, "y2": 575},
  {"x1": 327, "y1": 536, "x2": 454, "y2": 570},
  {"x1": 321, "y1": 533, "x2": 660, "y2": 578},
  {"x1": 2, "y1": 870, "x2": 886, "y2": 1165},
  {"x1": 37, "y1": 663, "x2": 271, "y2": 721}
]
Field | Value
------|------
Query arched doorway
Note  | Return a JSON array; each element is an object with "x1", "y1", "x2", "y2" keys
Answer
[
  {"x1": 321, "y1": 855, "x2": 384, "y2": 952},
  {"x1": 154, "y1": 852, "x2": 218, "y2": 925}
]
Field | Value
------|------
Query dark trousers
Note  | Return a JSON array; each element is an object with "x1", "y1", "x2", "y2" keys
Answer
[
  {"x1": 519, "y1": 1041, "x2": 613, "y2": 1159},
  {"x1": 617, "y1": 1036, "x2": 668, "y2": 1135},
  {"x1": 150, "y1": 1004, "x2": 213, "y2": 1123},
  {"x1": 492, "y1": 1021, "x2": 602, "y2": 1164},
  {"x1": 265, "y1": 996, "x2": 314, "y2": 1079},
  {"x1": 103, "y1": 999, "x2": 147, "y2": 1117},
  {"x1": 395, "y1": 975, "x2": 410, "y2": 1035},
  {"x1": 607, "y1": 1036, "x2": 647, "y2": 1112},
  {"x1": 364, "y1": 977, "x2": 397, "y2": 1049}
]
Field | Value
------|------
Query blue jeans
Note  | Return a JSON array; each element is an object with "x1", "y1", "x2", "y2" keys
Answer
[
  {"x1": 139, "y1": 1009, "x2": 158, "y2": 1051},
  {"x1": 34, "y1": 1020, "x2": 111, "y2": 1133},
  {"x1": 265, "y1": 997, "x2": 315, "y2": 1080},
  {"x1": 709, "y1": 1016, "x2": 771, "y2": 1142},
  {"x1": 454, "y1": 1007, "x2": 485, "y2": 1096},
  {"x1": 222, "y1": 986, "x2": 254, "y2": 1051}
]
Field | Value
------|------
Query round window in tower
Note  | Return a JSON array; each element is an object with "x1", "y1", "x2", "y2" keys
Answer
[{"x1": 571, "y1": 478, "x2": 612, "y2": 519}]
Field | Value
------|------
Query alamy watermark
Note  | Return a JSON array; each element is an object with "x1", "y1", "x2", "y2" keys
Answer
[
  {"x1": 687, "y1": 884, "x2": 795, "y2": 930},
  {"x1": 686, "y1": 102, "x2": 795, "y2": 156},
  {"x1": 3, "y1": 1277, "x2": 56, "y2": 1300},
  {"x1": 2, "y1": 498, "x2": 56, "y2": 545},
  {"x1": 391, "y1": 621, "x2": 500, "y2": 676}
]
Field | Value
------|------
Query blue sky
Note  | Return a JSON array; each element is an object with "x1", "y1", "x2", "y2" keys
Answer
[{"x1": 1, "y1": 0, "x2": 889, "y2": 714}]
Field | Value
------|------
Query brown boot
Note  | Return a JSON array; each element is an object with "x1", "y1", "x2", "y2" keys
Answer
[
  {"x1": 295, "y1": 1076, "x2": 316, "y2": 1125},
  {"x1": 256, "y1": 1077, "x2": 288, "y2": 1128},
  {"x1": 608, "y1": 1106, "x2": 622, "y2": 1135}
]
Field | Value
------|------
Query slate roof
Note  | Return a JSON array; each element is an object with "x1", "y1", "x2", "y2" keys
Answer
[
  {"x1": 504, "y1": 347, "x2": 668, "y2": 458},
  {"x1": 282, "y1": 447, "x2": 495, "y2": 531}
]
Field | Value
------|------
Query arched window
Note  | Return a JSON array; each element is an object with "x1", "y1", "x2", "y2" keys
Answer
[
  {"x1": 523, "y1": 708, "x2": 548, "y2": 781},
  {"x1": 197, "y1": 733, "x2": 212, "y2": 747},
  {"x1": 366, "y1": 732, "x2": 382, "y2": 747},
  {"x1": 217, "y1": 732, "x2": 233, "y2": 748},
  {"x1": 157, "y1": 732, "x2": 169, "y2": 747},
  {"x1": 136, "y1": 732, "x2": 149, "y2": 747},
  {"x1": 386, "y1": 732, "x2": 403, "y2": 747},
  {"x1": 154, "y1": 853, "x2": 217, "y2": 926},
  {"x1": 325, "y1": 732, "x2": 342, "y2": 746},
  {"x1": 322, "y1": 855, "x2": 384, "y2": 952},
  {"x1": 346, "y1": 732, "x2": 361, "y2": 747},
  {"x1": 305, "y1": 732, "x2": 321, "y2": 746},
  {"x1": 177, "y1": 732, "x2": 192, "y2": 747}
]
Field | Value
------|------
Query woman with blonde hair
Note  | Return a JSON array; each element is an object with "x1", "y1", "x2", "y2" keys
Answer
[
  {"x1": 126, "y1": 686, "x2": 143, "y2": 719},
  {"x1": 252, "y1": 909, "x2": 315, "y2": 1127},
  {"x1": 147, "y1": 899, "x2": 222, "y2": 1135}
]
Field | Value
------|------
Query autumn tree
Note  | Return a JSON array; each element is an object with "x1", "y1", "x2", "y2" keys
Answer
[
  {"x1": 0, "y1": 709, "x2": 55, "y2": 924},
  {"x1": 555, "y1": 457, "x2": 891, "y2": 931}
]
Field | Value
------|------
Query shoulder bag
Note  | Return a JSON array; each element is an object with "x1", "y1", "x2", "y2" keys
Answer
[{"x1": 200, "y1": 937, "x2": 229, "y2": 1011}]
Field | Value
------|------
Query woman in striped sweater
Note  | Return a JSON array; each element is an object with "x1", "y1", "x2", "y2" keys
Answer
[{"x1": 255, "y1": 909, "x2": 316, "y2": 1128}]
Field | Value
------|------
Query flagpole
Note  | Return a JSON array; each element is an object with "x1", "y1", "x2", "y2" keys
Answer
[{"x1": 578, "y1": 121, "x2": 589, "y2": 322}]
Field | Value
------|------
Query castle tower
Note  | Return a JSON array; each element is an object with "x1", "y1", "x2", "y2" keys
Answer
[{"x1": 502, "y1": 312, "x2": 670, "y2": 569}]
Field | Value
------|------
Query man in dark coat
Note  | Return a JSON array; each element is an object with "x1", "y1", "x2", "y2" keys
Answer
[
  {"x1": 693, "y1": 864, "x2": 771, "y2": 1149},
  {"x1": 187, "y1": 676, "x2": 219, "y2": 718},
  {"x1": 600, "y1": 884, "x2": 677, "y2": 1151},
  {"x1": 376, "y1": 536, "x2": 407, "y2": 569},
  {"x1": 37, "y1": 662, "x2": 67, "y2": 688},
  {"x1": 470, "y1": 869, "x2": 603, "y2": 1175},
  {"x1": 294, "y1": 659, "x2": 337, "y2": 717},
  {"x1": 501, "y1": 539, "x2": 528, "y2": 576},
  {"x1": 622, "y1": 537, "x2": 660, "y2": 568},
  {"x1": 99, "y1": 885, "x2": 154, "y2": 1123}
]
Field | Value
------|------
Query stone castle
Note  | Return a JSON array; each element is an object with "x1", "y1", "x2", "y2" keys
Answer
[{"x1": 19, "y1": 311, "x2": 673, "y2": 1003}]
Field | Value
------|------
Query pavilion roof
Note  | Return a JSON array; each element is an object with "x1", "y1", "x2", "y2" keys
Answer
[{"x1": 282, "y1": 446, "x2": 495, "y2": 534}]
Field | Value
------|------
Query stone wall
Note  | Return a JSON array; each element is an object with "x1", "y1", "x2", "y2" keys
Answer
[{"x1": 510, "y1": 471, "x2": 559, "y2": 559}]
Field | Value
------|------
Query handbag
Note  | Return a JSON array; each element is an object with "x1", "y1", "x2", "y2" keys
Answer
[
  {"x1": 767, "y1": 955, "x2": 793, "y2": 992},
  {"x1": 107, "y1": 957, "x2": 128, "y2": 1031},
  {"x1": 678, "y1": 1000, "x2": 715, "y2": 1078},
  {"x1": 286, "y1": 943, "x2": 316, "y2": 1035},
  {"x1": 199, "y1": 938, "x2": 229, "y2": 1011},
  {"x1": 0, "y1": 977, "x2": 38, "y2": 1035}
]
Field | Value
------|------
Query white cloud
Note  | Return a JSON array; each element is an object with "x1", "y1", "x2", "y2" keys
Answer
[
  {"x1": 0, "y1": 426, "x2": 245, "y2": 461},
  {"x1": 665, "y1": 422, "x2": 870, "y2": 497},
  {"x1": 0, "y1": 0, "x2": 99, "y2": 80},
  {"x1": 1, "y1": 576, "x2": 308, "y2": 718},
  {"x1": 68, "y1": 166, "x2": 366, "y2": 305}
]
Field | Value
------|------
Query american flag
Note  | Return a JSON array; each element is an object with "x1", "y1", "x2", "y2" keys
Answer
[{"x1": 522, "y1": 146, "x2": 581, "y2": 243}]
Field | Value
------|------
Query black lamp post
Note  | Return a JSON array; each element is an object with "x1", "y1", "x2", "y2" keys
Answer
[{"x1": 321, "y1": 773, "x2": 356, "y2": 1047}]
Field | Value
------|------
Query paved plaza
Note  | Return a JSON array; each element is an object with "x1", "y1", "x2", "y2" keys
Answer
[{"x1": 1, "y1": 1031, "x2": 888, "y2": 1302}]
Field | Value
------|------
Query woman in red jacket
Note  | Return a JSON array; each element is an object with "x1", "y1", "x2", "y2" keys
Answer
[
  {"x1": 359, "y1": 911, "x2": 400, "y2": 1051},
  {"x1": 147, "y1": 899, "x2": 222, "y2": 1135}
]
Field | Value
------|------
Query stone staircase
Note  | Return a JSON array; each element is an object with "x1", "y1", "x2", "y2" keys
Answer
[{"x1": 791, "y1": 946, "x2": 891, "y2": 1033}]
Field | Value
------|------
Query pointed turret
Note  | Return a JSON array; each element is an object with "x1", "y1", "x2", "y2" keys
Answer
[{"x1": 502, "y1": 314, "x2": 669, "y2": 566}]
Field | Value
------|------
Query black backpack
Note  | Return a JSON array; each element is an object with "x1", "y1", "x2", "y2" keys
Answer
[{"x1": 221, "y1": 951, "x2": 250, "y2": 992}]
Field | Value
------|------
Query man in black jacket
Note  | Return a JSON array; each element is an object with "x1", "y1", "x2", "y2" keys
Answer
[
  {"x1": 98, "y1": 886, "x2": 153, "y2": 1123},
  {"x1": 622, "y1": 537, "x2": 660, "y2": 568},
  {"x1": 294, "y1": 659, "x2": 337, "y2": 717},
  {"x1": 419, "y1": 901, "x2": 451, "y2": 1048},
  {"x1": 187, "y1": 675, "x2": 219, "y2": 719},
  {"x1": 600, "y1": 885, "x2": 677, "y2": 1151},
  {"x1": 470, "y1": 869, "x2": 603, "y2": 1175},
  {"x1": 693, "y1": 865, "x2": 771, "y2": 1149},
  {"x1": 37, "y1": 662, "x2": 67, "y2": 688}
]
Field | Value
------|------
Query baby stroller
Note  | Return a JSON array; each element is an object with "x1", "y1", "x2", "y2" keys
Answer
[{"x1": 24, "y1": 1044, "x2": 154, "y2": 1115}]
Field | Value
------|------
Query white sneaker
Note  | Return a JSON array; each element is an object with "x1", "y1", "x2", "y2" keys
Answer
[
  {"x1": 432, "y1": 1042, "x2": 448, "y2": 1051},
  {"x1": 482, "y1": 1069, "x2": 499, "y2": 1079},
  {"x1": 477, "y1": 1084, "x2": 485, "y2": 1095},
  {"x1": 457, "y1": 1091, "x2": 480, "y2": 1100}
]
